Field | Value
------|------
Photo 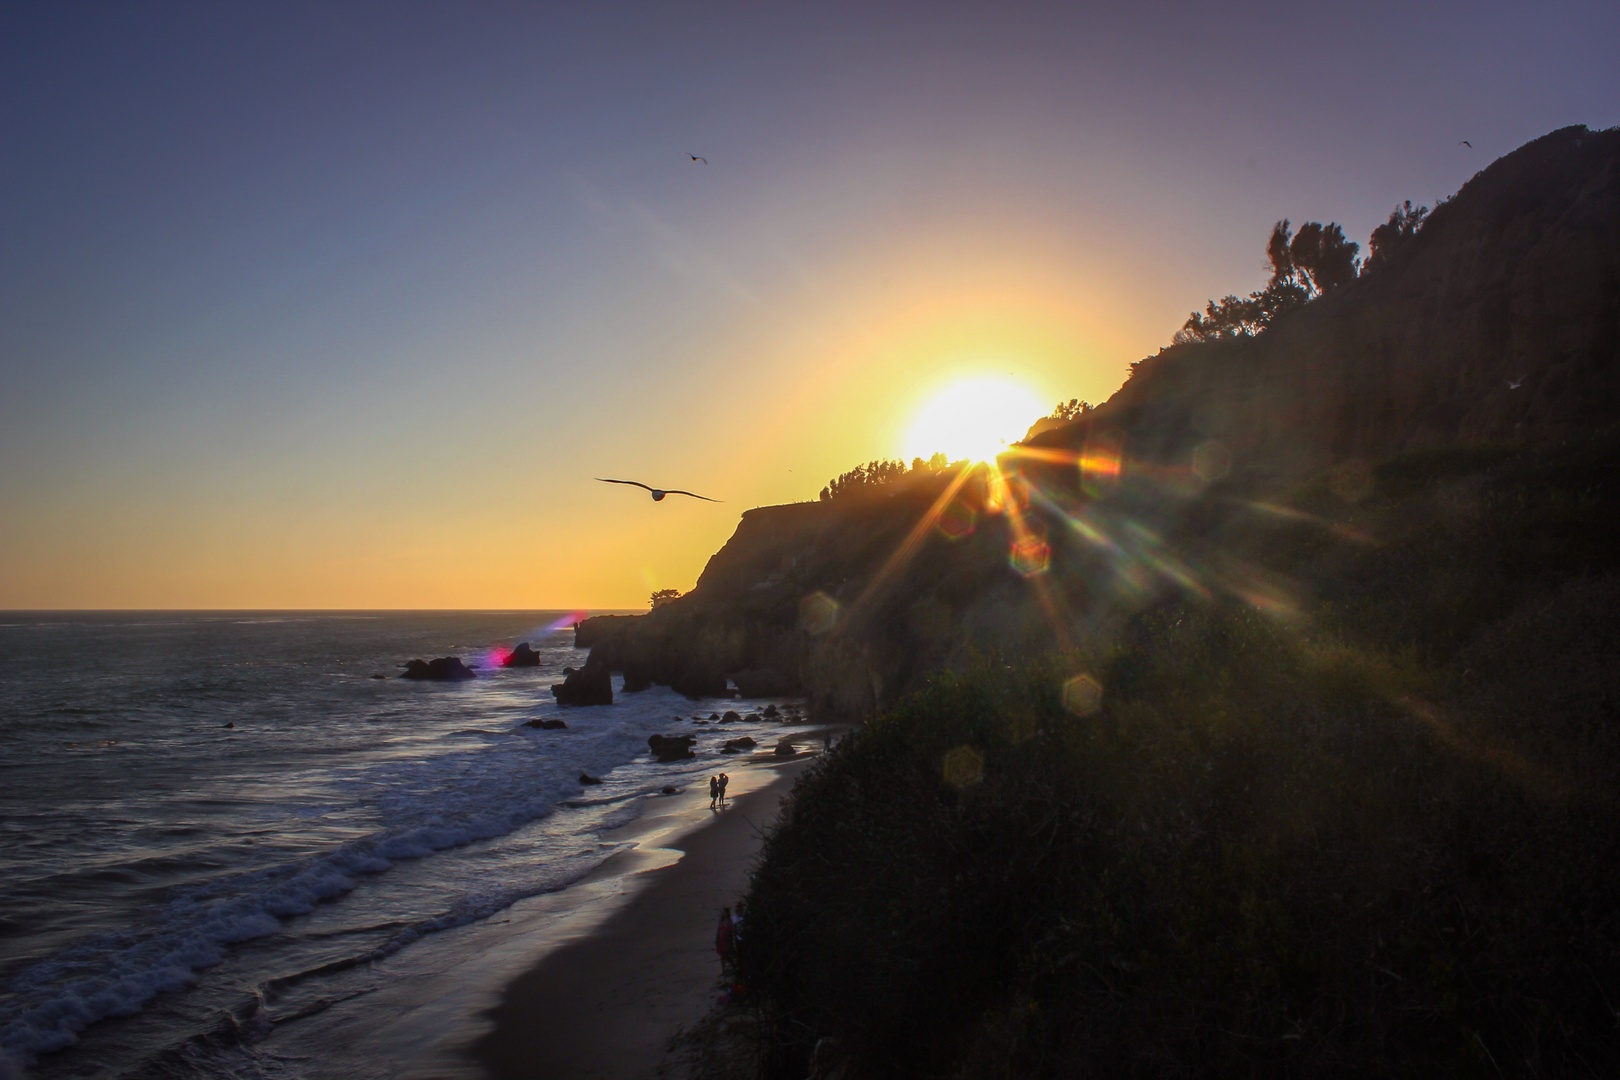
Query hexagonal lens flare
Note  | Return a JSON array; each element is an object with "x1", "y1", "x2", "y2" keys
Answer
[
  {"x1": 1009, "y1": 536, "x2": 1051, "y2": 576},
  {"x1": 936, "y1": 501, "x2": 977, "y2": 539},
  {"x1": 1061, "y1": 674, "x2": 1103, "y2": 716},
  {"x1": 799, "y1": 591, "x2": 840, "y2": 636}
]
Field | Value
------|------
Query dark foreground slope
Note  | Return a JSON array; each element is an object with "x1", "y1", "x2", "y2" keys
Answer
[
  {"x1": 737, "y1": 435, "x2": 1620, "y2": 1077},
  {"x1": 579, "y1": 126, "x2": 1620, "y2": 720},
  {"x1": 659, "y1": 126, "x2": 1620, "y2": 1077}
]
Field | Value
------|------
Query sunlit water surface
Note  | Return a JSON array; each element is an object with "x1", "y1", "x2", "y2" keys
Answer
[{"x1": 0, "y1": 612, "x2": 805, "y2": 1079}]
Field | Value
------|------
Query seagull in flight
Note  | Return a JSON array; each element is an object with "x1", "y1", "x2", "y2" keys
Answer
[
  {"x1": 686, "y1": 153, "x2": 708, "y2": 165},
  {"x1": 1459, "y1": 140, "x2": 1472, "y2": 148},
  {"x1": 1507, "y1": 375, "x2": 1525, "y2": 390},
  {"x1": 596, "y1": 478, "x2": 721, "y2": 502}
]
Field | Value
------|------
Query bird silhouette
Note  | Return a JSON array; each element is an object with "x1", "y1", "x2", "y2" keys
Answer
[
  {"x1": 596, "y1": 478, "x2": 721, "y2": 502},
  {"x1": 1507, "y1": 376, "x2": 1525, "y2": 390},
  {"x1": 686, "y1": 153, "x2": 708, "y2": 165},
  {"x1": 1459, "y1": 140, "x2": 1473, "y2": 148}
]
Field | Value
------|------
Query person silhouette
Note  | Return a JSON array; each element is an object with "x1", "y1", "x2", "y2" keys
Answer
[
  {"x1": 718, "y1": 772, "x2": 730, "y2": 805},
  {"x1": 708, "y1": 775, "x2": 719, "y2": 810}
]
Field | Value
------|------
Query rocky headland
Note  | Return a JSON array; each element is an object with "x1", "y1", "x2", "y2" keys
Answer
[{"x1": 575, "y1": 126, "x2": 1620, "y2": 726}]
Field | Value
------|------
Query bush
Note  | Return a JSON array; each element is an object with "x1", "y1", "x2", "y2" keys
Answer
[{"x1": 743, "y1": 608, "x2": 1620, "y2": 1077}]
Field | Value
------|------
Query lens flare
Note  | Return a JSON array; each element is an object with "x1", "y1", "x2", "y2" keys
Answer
[
  {"x1": 1009, "y1": 535, "x2": 1051, "y2": 577},
  {"x1": 936, "y1": 500, "x2": 978, "y2": 539},
  {"x1": 1061, "y1": 674, "x2": 1103, "y2": 717},
  {"x1": 800, "y1": 592, "x2": 840, "y2": 636},
  {"x1": 942, "y1": 745, "x2": 984, "y2": 789}
]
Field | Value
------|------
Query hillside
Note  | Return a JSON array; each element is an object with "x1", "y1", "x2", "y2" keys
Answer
[{"x1": 578, "y1": 125, "x2": 1620, "y2": 721}]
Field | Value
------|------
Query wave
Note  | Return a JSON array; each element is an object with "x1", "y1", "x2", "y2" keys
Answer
[{"x1": 0, "y1": 706, "x2": 674, "y2": 1063}]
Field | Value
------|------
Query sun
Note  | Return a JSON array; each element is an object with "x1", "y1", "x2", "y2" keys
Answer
[{"x1": 905, "y1": 378, "x2": 1046, "y2": 463}]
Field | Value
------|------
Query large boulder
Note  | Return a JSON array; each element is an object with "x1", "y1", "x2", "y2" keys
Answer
[
  {"x1": 723, "y1": 736, "x2": 757, "y2": 751},
  {"x1": 648, "y1": 733, "x2": 697, "y2": 761},
  {"x1": 503, "y1": 642, "x2": 541, "y2": 667},
  {"x1": 401, "y1": 657, "x2": 477, "y2": 681},
  {"x1": 552, "y1": 658, "x2": 613, "y2": 706},
  {"x1": 732, "y1": 667, "x2": 794, "y2": 698},
  {"x1": 669, "y1": 664, "x2": 731, "y2": 699}
]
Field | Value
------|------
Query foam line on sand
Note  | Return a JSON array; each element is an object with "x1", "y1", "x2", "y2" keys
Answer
[{"x1": 469, "y1": 752, "x2": 817, "y2": 1080}]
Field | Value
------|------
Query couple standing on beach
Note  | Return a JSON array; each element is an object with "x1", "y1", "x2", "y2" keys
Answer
[{"x1": 708, "y1": 773, "x2": 729, "y2": 809}]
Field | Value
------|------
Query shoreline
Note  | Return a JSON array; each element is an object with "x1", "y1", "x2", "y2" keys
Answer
[{"x1": 468, "y1": 745, "x2": 823, "y2": 1080}]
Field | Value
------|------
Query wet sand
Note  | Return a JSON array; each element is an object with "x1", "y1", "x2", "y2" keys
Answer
[{"x1": 470, "y1": 752, "x2": 815, "y2": 1080}]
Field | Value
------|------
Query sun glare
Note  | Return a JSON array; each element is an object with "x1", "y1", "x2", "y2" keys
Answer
[{"x1": 905, "y1": 378, "x2": 1046, "y2": 463}]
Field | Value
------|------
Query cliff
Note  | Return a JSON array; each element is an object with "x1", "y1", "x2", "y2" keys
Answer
[{"x1": 578, "y1": 125, "x2": 1620, "y2": 719}]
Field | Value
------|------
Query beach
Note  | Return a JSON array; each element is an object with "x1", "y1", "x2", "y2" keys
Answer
[{"x1": 472, "y1": 750, "x2": 818, "y2": 1080}]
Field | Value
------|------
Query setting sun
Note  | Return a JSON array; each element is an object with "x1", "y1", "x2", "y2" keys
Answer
[{"x1": 905, "y1": 378, "x2": 1047, "y2": 463}]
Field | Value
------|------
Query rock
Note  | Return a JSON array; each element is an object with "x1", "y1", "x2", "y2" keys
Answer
[
  {"x1": 370, "y1": 674, "x2": 387, "y2": 680},
  {"x1": 732, "y1": 667, "x2": 794, "y2": 698},
  {"x1": 745, "y1": 713, "x2": 761, "y2": 723},
  {"x1": 723, "y1": 736, "x2": 757, "y2": 751},
  {"x1": 579, "y1": 773, "x2": 603, "y2": 785},
  {"x1": 774, "y1": 739, "x2": 796, "y2": 758},
  {"x1": 709, "y1": 713, "x2": 720, "y2": 720},
  {"x1": 552, "y1": 657, "x2": 613, "y2": 706},
  {"x1": 762, "y1": 704, "x2": 780, "y2": 718},
  {"x1": 721, "y1": 745, "x2": 741, "y2": 754},
  {"x1": 669, "y1": 665, "x2": 730, "y2": 699},
  {"x1": 401, "y1": 657, "x2": 478, "y2": 681},
  {"x1": 648, "y1": 733, "x2": 697, "y2": 762},
  {"x1": 222, "y1": 722, "x2": 234, "y2": 729},
  {"x1": 622, "y1": 666, "x2": 653, "y2": 692},
  {"x1": 502, "y1": 642, "x2": 541, "y2": 667},
  {"x1": 721, "y1": 711, "x2": 741, "y2": 723},
  {"x1": 524, "y1": 718, "x2": 568, "y2": 730},
  {"x1": 661, "y1": 786, "x2": 680, "y2": 795}
]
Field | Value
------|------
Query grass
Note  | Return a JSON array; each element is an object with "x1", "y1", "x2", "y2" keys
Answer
[{"x1": 731, "y1": 433, "x2": 1620, "y2": 1078}]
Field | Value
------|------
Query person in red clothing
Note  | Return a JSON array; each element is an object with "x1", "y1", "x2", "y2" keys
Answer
[{"x1": 715, "y1": 906, "x2": 735, "y2": 973}]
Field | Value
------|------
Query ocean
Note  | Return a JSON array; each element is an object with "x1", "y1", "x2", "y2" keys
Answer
[{"x1": 0, "y1": 612, "x2": 805, "y2": 1079}]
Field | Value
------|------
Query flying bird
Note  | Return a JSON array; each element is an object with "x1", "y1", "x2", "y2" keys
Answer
[
  {"x1": 1459, "y1": 140, "x2": 1473, "y2": 148},
  {"x1": 686, "y1": 153, "x2": 708, "y2": 164},
  {"x1": 596, "y1": 478, "x2": 721, "y2": 502},
  {"x1": 1507, "y1": 375, "x2": 1525, "y2": 390}
]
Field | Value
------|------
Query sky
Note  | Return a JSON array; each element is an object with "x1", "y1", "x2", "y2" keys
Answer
[{"x1": 2, "y1": 0, "x2": 1616, "y2": 610}]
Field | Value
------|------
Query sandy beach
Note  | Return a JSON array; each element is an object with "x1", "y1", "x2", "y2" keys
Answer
[{"x1": 471, "y1": 749, "x2": 817, "y2": 1080}]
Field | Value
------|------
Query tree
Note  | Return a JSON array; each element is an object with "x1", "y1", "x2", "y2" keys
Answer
[
  {"x1": 1051, "y1": 398, "x2": 1093, "y2": 422},
  {"x1": 1364, "y1": 200, "x2": 1429, "y2": 274},
  {"x1": 819, "y1": 459, "x2": 909, "y2": 501},
  {"x1": 650, "y1": 588, "x2": 681, "y2": 609},
  {"x1": 1173, "y1": 218, "x2": 1358, "y2": 344}
]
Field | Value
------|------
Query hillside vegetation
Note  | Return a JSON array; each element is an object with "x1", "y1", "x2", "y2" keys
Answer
[{"x1": 736, "y1": 432, "x2": 1620, "y2": 1077}]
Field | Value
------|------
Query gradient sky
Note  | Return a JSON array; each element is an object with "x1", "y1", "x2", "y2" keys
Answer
[{"x1": 3, "y1": 1, "x2": 1616, "y2": 609}]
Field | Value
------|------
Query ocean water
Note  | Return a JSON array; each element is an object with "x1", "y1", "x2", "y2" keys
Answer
[{"x1": 0, "y1": 612, "x2": 807, "y2": 1079}]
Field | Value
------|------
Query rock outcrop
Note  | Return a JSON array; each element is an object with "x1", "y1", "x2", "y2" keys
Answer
[
  {"x1": 732, "y1": 667, "x2": 793, "y2": 698},
  {"x1": 648, "y1": 734, "x2": 697, "y2": 761},
  {"x1": 551, "y1": 658, "x2": 612, "y2": 706},
  {"x1": 401, "y1": 657, "x2": 477, "y2": 681},
  {"x1": 524, "y1": 718, "x2": 568, "y2": 729},
  {"x1": 502, "y1": 642, "x2": 541, "y2": 667},
  {"x1": 723, "y1": 736, "x2": 757, "y2": 751}
]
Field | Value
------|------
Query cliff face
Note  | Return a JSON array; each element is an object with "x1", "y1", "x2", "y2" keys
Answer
[{"x1": 579, "y1": 126, "x2": 1620, "y2": 719}]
